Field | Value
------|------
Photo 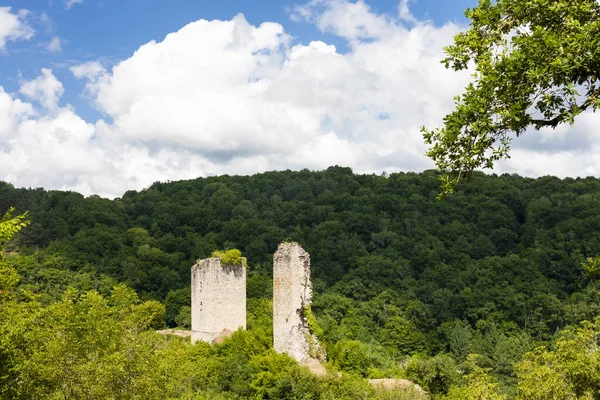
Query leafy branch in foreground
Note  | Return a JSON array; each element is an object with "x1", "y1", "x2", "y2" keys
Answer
[
  {"x1": 0, "y1": 208, "x2": 29, "y2": 257},
  {"x1": 423, "y1": 0, "x2": 600, "y2": 197}
]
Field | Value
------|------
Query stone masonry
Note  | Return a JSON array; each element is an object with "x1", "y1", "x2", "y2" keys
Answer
[
  {"x1": 273, "y1": 242, "x2": 322, "y2": 363},
  {"x1": 191, "y1": 257, "x2": 246, "y2": 344}
]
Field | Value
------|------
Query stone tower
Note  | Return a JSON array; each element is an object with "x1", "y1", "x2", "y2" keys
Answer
[
  {"x1": 273, "y1": 242, "x2": 322, "y2": 362},
  {"x1": 191, "y1": 257, "x2": 246, "y2": 344}
]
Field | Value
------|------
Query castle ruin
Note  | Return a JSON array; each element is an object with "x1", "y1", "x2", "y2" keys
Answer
[
  {"x1": 273, "y1": 242, "x2": 323, "y2": 363},
  {"x1": 191, "y1": 257, "x2": 246, "y2": 344}
]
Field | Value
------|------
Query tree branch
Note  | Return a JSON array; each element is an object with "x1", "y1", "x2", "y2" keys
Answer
[{"x1": 530, "y1": 86, "x2": 600, "y2": 129}]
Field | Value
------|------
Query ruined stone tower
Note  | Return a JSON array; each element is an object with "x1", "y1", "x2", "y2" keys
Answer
[
  {"x1": 273, "y1": 242, "x2": 322, "y2": 362},
  {"x1": 191, "y1": 258, "x2": 246, "y2": 344}
]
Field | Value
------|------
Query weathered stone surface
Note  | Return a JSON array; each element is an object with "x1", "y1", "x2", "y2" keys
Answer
[
  {"x1": 191, "y1": 258, "x2": 246, "y2": 344},
  {"x1": 211, "y1": 328, "x2": 233, "y2": 344},
  {"x1": 300, "y1": 358, "x2": 328, "y2": 377},
  {"x1": 273, "y1": 242, "x2": 323, "y2": 363}
]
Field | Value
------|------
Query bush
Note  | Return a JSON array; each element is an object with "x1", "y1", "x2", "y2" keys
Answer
[
  {"x1": 406, "y1": 354, "x2": 459, "y2": 395},
  {"x1": 210, "y1": 249, "x2": 247, "y2": 267},
  {"x1": 329, "y1": 339, "x2": 395, "y2": 377},
  {"x1": 175, "y1": 305, "x2": 191, "y2": 328}
]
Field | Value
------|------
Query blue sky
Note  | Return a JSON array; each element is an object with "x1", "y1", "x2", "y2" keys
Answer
[{"x1": 1, "y1": 0, "x2": 598, "y2": 197}]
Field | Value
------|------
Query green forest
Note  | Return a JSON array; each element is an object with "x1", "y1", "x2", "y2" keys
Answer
[{"x1": 2, "y1": 167, "x2": 600, "y2": 399}]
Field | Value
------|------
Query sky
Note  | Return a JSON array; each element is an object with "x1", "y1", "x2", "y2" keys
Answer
[{"x1": 1, "y1": 0, "x2": 599, "y2": 198}]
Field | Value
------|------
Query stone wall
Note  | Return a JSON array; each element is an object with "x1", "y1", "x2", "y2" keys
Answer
[
  {"x1": 191, "y1": 258, "x2": 246, "y2": 343},
  {"x1": 273, "y1": 242, "x2": 320, "y2": 362}
]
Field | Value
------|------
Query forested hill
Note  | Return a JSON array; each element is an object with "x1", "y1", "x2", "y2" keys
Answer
[{"x1": 2, "y1": 167, "x2": 600, "y2": 395}]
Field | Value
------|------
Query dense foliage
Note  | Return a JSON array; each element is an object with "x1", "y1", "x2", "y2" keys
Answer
[
  {"x1": 422, "y1": 0, "x2": 600, "y2": 196},
  {"x1": 2, "y1": 167, "x2": 600, "y2": 397}
]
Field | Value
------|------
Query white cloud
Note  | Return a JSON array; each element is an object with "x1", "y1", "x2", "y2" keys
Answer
[
  {"x1": 0, "y1": 79, "x2": 109, "y2": 192},
  {"x1": 291, "y1": 0, "x2": 397, "y2": 42},
  {"x1": 0, "y1": 87, "x2": 36, "y2": 142},
  {"x1": 398, "y1": 0, "x2": 418, "y2": 24},
  {"x1": 76, "y1": 8, "x2": 467, "y2": 179},
  {"x1": 70, "y1": 61, "x2": 105, "y2": 79},
  {"x1": 39, "y1": 12, "x2": 54, "y2": 34},
  {"x1": 46, "y1": 36, "x2": 62, "y2": 52},
  {"x1": 497, "y1": 112, "x2": 600, "y2": 178},
  {"x1": 0, "y1": 7, "x2": 35, "y2": 49},
  {"x1": 0, "y1": 1, "x2": 598, "y2": 198},
  {"x1": 19, "y1": 68, "x2": 64, "y2": 111},
  {"x1": 64, "y1": 0, "x2": 84, "y2": 10}
]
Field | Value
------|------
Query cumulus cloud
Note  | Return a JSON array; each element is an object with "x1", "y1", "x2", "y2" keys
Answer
[
  {"x1": 0, "y1": 7, "x2": 34, "y2": 49},
  {"x1": 0, "y1": 88, "x2": 35, "y2": 142},
  {"x1": 19, "y1": 68, "x2": 65, "y2": 111},
  {"x1": 73, "y1": 6, "x2": 468, "y2": 180},
  {"x1": 0, "y1": 0, "x2": 598, "y2": 198},
  {"x1": 0, "y1": 80, "x2": 109, "y2": 192},
  {"x1": 46, "y1": 36, "x2": 62, "y2": 52}
]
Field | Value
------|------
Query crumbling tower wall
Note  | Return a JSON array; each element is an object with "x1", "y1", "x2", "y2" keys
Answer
[
  {"x1": 273, "y1": 242, "x2": 321, "y2": 362},
  {"x1": 191, "y1": 258, "x2": 246, "y2": 344}
]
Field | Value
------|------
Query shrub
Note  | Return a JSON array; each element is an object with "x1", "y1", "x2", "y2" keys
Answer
[{"x1": 210, "y1": 249, "x2": 247, "y2": 267}]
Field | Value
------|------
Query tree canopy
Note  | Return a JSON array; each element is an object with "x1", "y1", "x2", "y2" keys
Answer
[
  {"x1": 422, "y1": 0, "x2": 600, "y2": 196},
  {"x1": 3, "y1": 168, "x2": 600, "y2": 397}
]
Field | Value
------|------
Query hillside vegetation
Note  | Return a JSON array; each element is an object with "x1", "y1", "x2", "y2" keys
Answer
[{"x1": 2, "y1": 167, "x2": 600, "y2": 398}]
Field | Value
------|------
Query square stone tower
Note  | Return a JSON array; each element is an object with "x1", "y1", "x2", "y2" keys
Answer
[
  {"x1": 273, "y1": 242, "x2": 317, "y2": 362},
  {"x1": 191, "y1": 257, "x2": 246, "y2": 343}
]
